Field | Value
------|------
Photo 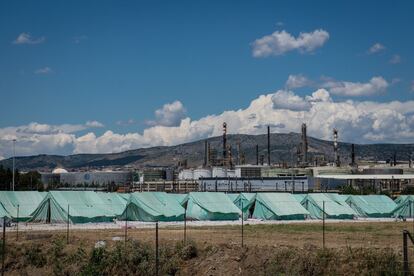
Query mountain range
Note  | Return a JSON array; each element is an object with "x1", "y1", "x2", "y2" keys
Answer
[{"x1": 1, "y1": 132, "x2": 413, "y2": 171}]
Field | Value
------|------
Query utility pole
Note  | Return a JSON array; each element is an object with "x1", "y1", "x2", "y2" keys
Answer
[{"x1": 12, "y1": 139, "x2": 16, "y2": 191}]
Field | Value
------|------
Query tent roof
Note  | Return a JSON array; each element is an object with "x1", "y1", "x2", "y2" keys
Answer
[
  {"x1": 186, "y1": 192, "x2": 240, "y2": 214},
  {"x1": 128, "y1": 192, "x2": 185, "y2": 220},
  {"x1": 305, "y1": 193, "x2": 355, "y2": 217},
  {"x1": 226, "y1": 193, "x2": 239, "y2": 203},
  {"x1": 0, "y1": 191, "x2": 46, "y2": 219},
  {"x1": 347, "y1": 195, "x2": 396, "y2": 217},
  {"x1": 255, "y1": 193, "x2": 309, "y2": 217}
]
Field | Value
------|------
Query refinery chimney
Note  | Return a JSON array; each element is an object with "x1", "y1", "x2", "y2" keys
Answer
[
  {"x1": 351, "y1": 143, "x2": 355, "y2": 166},
  {"x1": 267, "y1": 125, "x2": 271, "y2": 166},
  {"x1": 204, "y1": 140, "x2": 209, "y2": 167},
  {"x1": 222, "y1": 122, "x2": 227, "y2": 166},
  {"x1": 333, "y1": 128, "x2": 340, "y2": 167},
  {"x1": 256, "y1": 144, "x2": 259, "y2": 165},
  {"x1": 301, "y1": 123, "x2": 308, "y2": 165}
]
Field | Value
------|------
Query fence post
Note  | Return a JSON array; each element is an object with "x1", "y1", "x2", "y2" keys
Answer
[
  {"x1": 2, "y1": 216, "x2": 6, "y2": 276},
  {"x1": 403, "y1": 230, "x2": 409, "y2": 276},
  {"x1": 16, "y1": 204, "x2": 19, "y2": 241},
  {"x1": 155, "y1": 222, "x2": 159, "y2": 276},
  {"x1": 322, "y1": 201, "x2": 325, "y2": 249},
  {"x1": 241, "y1": 201, "x2": 244, "y2": 248},
  {"x1": 125, "y1": 206, "x2": 128, "y2": 245},
  {"x1": 184, "y1": 207, "x2": 187, "y2": 245},
  {"x1": 67, "y1": 204, "x2": 70, "y2": 244}
]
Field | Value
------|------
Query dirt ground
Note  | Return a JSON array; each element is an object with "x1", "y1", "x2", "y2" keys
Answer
[{"x1": 3, "y1": 221, "x2": 414, "y2": 275}]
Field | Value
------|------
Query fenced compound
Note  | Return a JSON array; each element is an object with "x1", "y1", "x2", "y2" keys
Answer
[{"x1": 2, "y1": 214, "x2": 414, "y2": 275}]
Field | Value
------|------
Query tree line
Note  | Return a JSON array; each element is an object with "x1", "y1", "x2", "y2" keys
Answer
[{"x1": 0, "y1": 165, "x2": 42, "y2": 191}]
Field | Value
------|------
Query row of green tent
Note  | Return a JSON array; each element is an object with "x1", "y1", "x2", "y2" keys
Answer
[{"x1": 0, "y1": 191, "x2": 413, "y2": 224}]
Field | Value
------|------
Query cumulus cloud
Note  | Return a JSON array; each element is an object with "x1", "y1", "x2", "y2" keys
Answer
[
  {"x1": 13, "y1": 33, "x2": 45, "y2": 45},
  {"x1": 368, "y1": 43, "x2": 385, "y2": 54},
  {"x1": 389, "y1": 54, "x2": 401, "y2": 64},
  {"x1": 272, "y1": 90, "x2": 311, "y2": 111},
  {"x1": 1, "y1": 91, "x2": 414, "y2": 158},
  {"x1": 34, "y1": 67, "x2": 53, "y2": 74},
  {"x1": 252, "y1": 29, "x2": 329, "y2": 57},
  {"x1": 285, "y1": 74, "x2": 312, "y2": 89},
  {"x1": 146, "y1": 101, "x2": 187, "y2": 127},
  {"x1": 116, "y1": 119, "x2": 136, "y2": 126},
  {"x1": 321, "y1": 76, "x2": 388, "y2": 97}
]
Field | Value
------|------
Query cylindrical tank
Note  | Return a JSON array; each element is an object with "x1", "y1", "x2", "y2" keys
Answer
[
  {"x1": 212, "y1": 167, "x2": 227, "y2": 178},
  {"x1": 193, "y1": 169, "x2": 212, "y2": 179},
  {"x1": 227, "y1": 169, "x2": 236, "y2": 178},
  {"x1": 178, "y1": 169, "x2": 194, "y2": 180}
]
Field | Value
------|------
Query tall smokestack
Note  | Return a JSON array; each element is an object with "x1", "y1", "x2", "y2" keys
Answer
[
  {"x1": 333, "y1": 128, "x2": 340, "y2": 167},
  {"x1": 301, "y1": 123, "x2": 308, "y2": 165},
  {"x1": 237, "y1": 140, "x2": 241, "y2": 166},
  {"x1": 351, "y1": 143, "x2": 355, "y2": 166},
  {"x1": 267, "y1": 125, "x2": 271, "y2": 166},
  {"x1": 223, "y1": 122, "x2": 227, "y2": 166},
  {"x1": 393, "y1": 151, "x2": 397, "y2": 166},
  {"x1": 204, "y1": 140, "x2": 208, "y2": 167},
  {"x1": 256, "y1": 144, "x2": 259, "y2": 165}
]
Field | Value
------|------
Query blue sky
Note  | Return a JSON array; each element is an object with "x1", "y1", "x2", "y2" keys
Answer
[{"x1": 0, "y1": 0, "x2": 413, "y2": 158}]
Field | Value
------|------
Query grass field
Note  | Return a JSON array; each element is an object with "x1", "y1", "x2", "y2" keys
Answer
[{"x1": 2, "y1": 221, "x2": 414, "y2": 275}]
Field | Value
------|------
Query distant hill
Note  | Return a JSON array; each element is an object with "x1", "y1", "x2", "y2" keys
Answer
[{"x1": 1, "y1": 132, "x2": 413, "y2": 171}]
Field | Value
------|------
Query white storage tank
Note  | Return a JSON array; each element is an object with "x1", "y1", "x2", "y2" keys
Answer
[
  {"x1": 193, "y1": 169, "x2": 212, "y2": 179},
  {"x1": 227, "y1": 169, "x2": 236, "y2": 178},
  {"x1": 179, "y1": 169, "x2": 194, "y2": 180},
  {"x1": 212, "y1": 167, "x2": 227, "y2": 178}
]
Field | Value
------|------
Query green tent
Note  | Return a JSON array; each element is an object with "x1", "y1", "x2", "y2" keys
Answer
[
  {"x1": 346, "y1": 195, "x2": 396, "y2": 218},
  {"x1": 292, "y1": 194, "x2": 307, "y2": 203},
  {"x1": 233, "y1": 193, "x2": 256, "y2": 220},
  {"x1": 119, "y1": 192, "x2": 185, "y2": 222},
  {"x1": 30, "y1": 191, "x2": 119, "y2": 224},
  {"x1": 393, "y1": 197, "x2": 414, "y2": 218},
  {"x1": 169, "y1": 193, "x2": 188, "y2": 205},
  {"x1": 395, "y1": 195, "x2": 414, "y2": 205},
  {"x1": 325, "y1": 193, "x2": 350, "y2": 204},
  {"x1": 96, "y1": 192, "x2": 129, "y2": 216},
  {"x1": 0, "y1": 191, "x2": 46, "y2": 221},
  {"x1": 183, "y1": 192, "x2": 241, "y2": 221},
  {"x1": 302, "y1": 193, "x2": 355, "y2": 219},
  {"x1": 226, "y1": 193, "x2": 239, "y2": 203},
  {"x1": 0, "y1": 204, "x2": 10, "y2": 219},
  {"x1": 253, "y1": 193, "x2": 309, "y2": 220}
]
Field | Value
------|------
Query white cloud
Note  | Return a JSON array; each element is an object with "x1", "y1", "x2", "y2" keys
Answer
[
  {"x1": 322, "y1": 76, "x2": 388, "y2": 97},
  {"x1": 285, "y1": 74, "x2": 312, "y2": 89},
  {"x1": 389, "y1": 54, "x2": 401, "y2": 64},
  {"x1": 85, "y1": 121, "x2": 104, "y2": 128},
  {"x1": 146, "y1": 100, "x2": 187, "y2": 127},
  {"x1": 34, "y1": 67, "x2": 52, "y2": 74},
  {"x1": 1, "y1": 91, "x2": 414, "y2": 158},
  {"x1": 13, "y1": 33, "x2": 45, "y2": 45},
  {"x1": 368, "y1": 43, "x2": 385, "y2": 54},
  {"x1": 252, "y1": 29, "x2": 329, "y2": 57},
  {"x1": 272, "y1": 90, "x2": 311, "y2": 111},
  {"x1": 116, "y1": 119, "x2": 136, "y2": 126}
]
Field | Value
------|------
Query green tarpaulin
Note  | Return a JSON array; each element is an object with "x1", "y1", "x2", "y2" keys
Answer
[
  {"x1": 346, "y1": 195, "x2": 396, "y2": 218},
  {"x1": 393, "y1": 196, "x2": 414, "y2": 218},
  {"x1": 233, "y1": 193, "x2": 256, "y2": 220},
  {"x1": 226, "y1": 193, "x2": 239, "y2": 203},
  {"x1": 169, "y1": 193, "x2": 188, "y2": 205},
  {"x1": 95, "y1": 192, "x2": 129, "y2": 216},
  {"x1": 30, "y1": 191, "x2": 122, "y2": 224},
  {"x1": 119, "y1": 192, "x2": 185, "y2": 222},
  {"x1": 325, "y1": 193, "x2": 350, "y2": 204},
  {"x1": 253, "y1": 193, "x2": 309, "y2": 220},
  {"x1": 292, "y1": 194, "x2": 307, "y2": 203},
  {"x1": 0, "y1": 191, "x2": 46, "y2": 221},
  {"x1": 395, "y1": 195, "x2": 414, "y2": 205},
  {"x1": 302, "y1": 193, "x2": 355, "y2": 219},
  {"x1": 183, "y1": 192, "x2": 241, "y2": 221}
]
